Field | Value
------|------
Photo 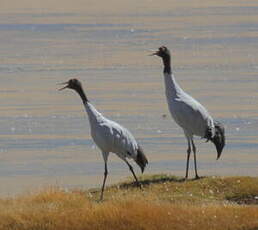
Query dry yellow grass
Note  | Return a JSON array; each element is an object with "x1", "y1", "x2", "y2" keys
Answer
[{"x1": 0, "y1": 175, "x2": 257, "y2": 230}]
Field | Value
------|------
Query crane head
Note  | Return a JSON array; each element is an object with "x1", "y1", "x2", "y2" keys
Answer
[
  {"x1": 151, "y1": 46, "x2": 171, "y2": 59},
  {"x1": 58, "y1": 78, "x2": 82, "y2": 91}
]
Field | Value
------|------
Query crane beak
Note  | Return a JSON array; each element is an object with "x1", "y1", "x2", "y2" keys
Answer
[
  {"x1": 58, "y1": 81, "x2": 69, "y2": 91},
  {"x1": 149, "y1": 50, "x2": 159, "y2": 56}
]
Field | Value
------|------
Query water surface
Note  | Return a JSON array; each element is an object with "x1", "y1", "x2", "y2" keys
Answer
[{"x1": 0, "y1": 1, "x2": 258, "y2": 196}]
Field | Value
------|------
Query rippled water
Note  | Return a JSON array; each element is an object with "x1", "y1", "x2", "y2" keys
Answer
[{"x1": 0, "y1": 3, "x2": 258, "y2": 196}]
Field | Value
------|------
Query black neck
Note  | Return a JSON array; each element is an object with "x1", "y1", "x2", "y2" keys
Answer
[
  {"x1": 75, "y1": 86, "x2": 88, "y2": 104},
  {"x1": 162, "y1": 56, "x2": 171, "y2": 74}
]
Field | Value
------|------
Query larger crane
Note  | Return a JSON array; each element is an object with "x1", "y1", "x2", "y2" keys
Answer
[
  {"x1": 152, "y1": 46, "x2": 225, "y2": 179},
  {"x1": 59, "y1": 79, "x2": 148, "y2": 200}
]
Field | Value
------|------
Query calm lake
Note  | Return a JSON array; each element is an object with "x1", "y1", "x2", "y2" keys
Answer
[{"x1": 0, "y1": 1, "x2": 257, "y2": 196}]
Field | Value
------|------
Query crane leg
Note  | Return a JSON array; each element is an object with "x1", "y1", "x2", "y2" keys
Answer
[
  {"x1": 100, "y1": 152, "x2": 109, "y2": 201},
  {"x1": 100, "y1": 162, "x2": 108, "y2": 201},
  {"x1": 185, "y1": 138, "x2": 191, "y2": 179},
  {"x1": 191, "y1": 139, "x2": 199, "y2": 179},
  {"x1": 125, "y1": 159, "x2": 141, "y2": 188}
]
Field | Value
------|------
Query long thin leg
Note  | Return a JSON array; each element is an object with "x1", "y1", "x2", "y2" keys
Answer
[
  {"x1": 100, "y1": 152, "x2": 109, "y2": 201},
  {"x1": 185, "y1": 136, "x2": 191, "y2": 179},
  {"x1": 191, "y1": 139, "x2": 199, "y2": 179},
  {"x1": 124, "y1": 159, "x2": 141, "y2": 187},
  {"x1": 100, "y1": 161, "x2": 108, "y2": 201}
]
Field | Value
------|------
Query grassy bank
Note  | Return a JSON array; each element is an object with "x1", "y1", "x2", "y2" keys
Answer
[{"x1": 0, "y1": 175, "x2": 257, "y2": 230}]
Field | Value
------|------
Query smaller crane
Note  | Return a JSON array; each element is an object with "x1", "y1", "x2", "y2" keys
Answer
[{"x1": 59, "y1": 79, "x2": 148, "y2": 200}]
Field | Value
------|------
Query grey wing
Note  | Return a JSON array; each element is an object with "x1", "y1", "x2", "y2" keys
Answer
[
  {"x1": 173, "y1": 96, "x2": 213, "y2": 136},
  {"x1": 104, "y1": 120, "x2": 138, "y2": 158}
]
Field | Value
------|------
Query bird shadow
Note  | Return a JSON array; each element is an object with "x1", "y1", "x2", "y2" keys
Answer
[
  {"x1": 87, "y1": 175, "x2": 207, "y2": 197},
  {"x1": 118, "y1": 174, "x2": 205, "y2": 189}
]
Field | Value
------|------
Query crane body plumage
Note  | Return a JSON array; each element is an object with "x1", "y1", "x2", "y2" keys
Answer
[
  {"x1": 153, "y1": 46, "x2": 225, "y2": 179},
  {"x1": 164, "y1": 73, "x2": 214, "y2": 138},
  {"x1": 85, "y1": 102, "x2": 140, "y2": 161},
  {"x1": 60, "y1": 79, "x2": 148, "y2": 200}
]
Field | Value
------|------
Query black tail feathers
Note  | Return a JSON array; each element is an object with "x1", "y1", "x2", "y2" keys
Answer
[
  {"x1": 205, "y1": 121, "x2": 225, "y2": 160},
  {"x1": 136, "y1": 145, "x2": 148, "y2": 173}
]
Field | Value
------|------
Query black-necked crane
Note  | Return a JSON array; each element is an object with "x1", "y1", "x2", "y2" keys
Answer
[
  {"x1": 59, "y1": 79, "x2": 148, "y2": 200},
  {"x1": 152, "y1": 46, "x2": 225, "y2": 179}
]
